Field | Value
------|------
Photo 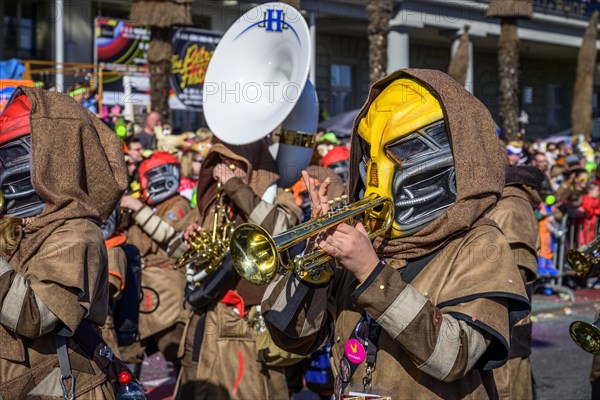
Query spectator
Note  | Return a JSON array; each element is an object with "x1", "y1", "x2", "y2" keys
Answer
[
  {"x1": 557, "y1": 166, "x2": 589, "y2": 203},
  {"x1": 507, "y1": 141, "x2": 524, "y2": 166},
  {"x1": 138, "y1": 111, "x2": 161, "y2": 150},
  {"x1": 530, "y1": 152, "x2": 550, "y2": 179},
  {"x1": 67, "y1": 82, "x2": 87, "y2": 103},
  {"x1": 536, "y1": 197, "x2": 560, "y2": 277},
  {"x1": 580, "y1": 183, "x2": 600, "y2": 245},
  {"x1": 126, "y1": 138, "x2": 144, "y2": 179},
  {"x1": 545, "y1": 142, "x2": 558, "y2": 166},
  {"x1": 178, "y1": 149, "x2": 202, "y2": 204}
]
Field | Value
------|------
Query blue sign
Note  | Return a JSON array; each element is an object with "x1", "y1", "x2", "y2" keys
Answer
[{"x1": 235, "y1": 7, "x2": 301, "y2": 45}]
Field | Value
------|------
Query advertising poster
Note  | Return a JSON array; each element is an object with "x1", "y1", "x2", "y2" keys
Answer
[
  {"x1": 95, "y1": 17, "x2": 150, "y2": 105},
  {"x1": 169, "y1": 28, "x2": 221, "y2": 111}
]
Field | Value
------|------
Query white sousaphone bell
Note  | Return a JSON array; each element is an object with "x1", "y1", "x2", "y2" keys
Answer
[{"x1": 203, "y1": 2, "x2": 318, "y2": 188}]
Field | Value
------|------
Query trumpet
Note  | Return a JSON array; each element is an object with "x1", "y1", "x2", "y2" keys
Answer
[
  {"x1": 570, "y1": 317, "x2": 600, "y2": 355},
  {"x1": 229, "y1": 195, "x2": 394, "y2": 285},
  {"x1": 567, "y1": 238, "x2": 600, "y2": 354},
  {"x1": 567, "y1": 237, "x2": 600, "y2": 278},
  {"x1": 176, "y1": 181, "x2": 234, "y2": 285}
]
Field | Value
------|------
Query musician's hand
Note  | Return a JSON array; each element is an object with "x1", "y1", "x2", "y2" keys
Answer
[
  {"x1": 120, "y1": 195, "x2": 144, "y2": 212},
  {"x1": 317, "y1": 221, "x2": 380, "y2": 283},
  {"x1": 183, "y1": 223, "x2": 201, "y2": 242},
  {"x1": 302, "y1": 170, "x2": 330, "y2": 219},
  {"x1": 213, "y1": 162, "x2": 246, "y2": 184}
]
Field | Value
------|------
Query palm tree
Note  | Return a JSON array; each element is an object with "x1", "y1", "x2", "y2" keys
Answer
[
  {"x1": 486, "y1": 0, "x2": 532, "y2": 141},
  {"x1": 366, "y1": 0, "x2": 394, "y2": 84},
  {"x1": 128, "y1": 0, "x2": 192, "y2": 122},
  {"x1": 572, "y1": 11, "x2": 599, "y2": 141}
]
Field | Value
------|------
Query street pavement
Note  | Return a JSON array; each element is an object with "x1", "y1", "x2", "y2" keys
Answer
[
  {"x1": 530, "y1": 288, "x2": 599, "y2": 400},
  {"x1": 140, "y1": 288, "x2": 600, "y2": 400}
]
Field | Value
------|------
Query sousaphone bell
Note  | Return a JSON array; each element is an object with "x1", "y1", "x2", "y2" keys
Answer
[{"x1": 203, "y1": 1, "x2": 318, "y2": 188}]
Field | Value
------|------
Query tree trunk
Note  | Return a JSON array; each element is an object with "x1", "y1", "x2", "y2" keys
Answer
[
  {"x1": 366, "y1": 0, "x2": 394, "y2": 85},
  {"x1": 448, "y1": 25, "x2": 470, "y2": 86},
  {"x1": 279, "y1": 0, "x2": 301, "y2": 9},
  {"x1": 498, "y1": 18, "x2": 520, "y2": 141},
  {"x1": 148, "y1": 27, "x2": 172, "y2": 122},
  {"x1": 572, "y1": 11, "x2": 598, "y2": 141}
]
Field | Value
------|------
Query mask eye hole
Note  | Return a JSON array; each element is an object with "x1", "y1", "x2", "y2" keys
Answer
[{"x1": 385, "y1": 135, "x2": 431, "y2": 165}]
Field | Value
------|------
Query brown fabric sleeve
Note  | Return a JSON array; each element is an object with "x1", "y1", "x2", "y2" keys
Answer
[
  {"x1": 132, "y1": 196, "x2": 191, "y2": 261},
  {"x1": 223, "y1": 178, "x2": 300, "y2": 235},
  {"x1": 353, "y1": 263, "x2": 490, "y2": 382},
  {"x1": 432, "y1": 227, "x2": 530, "y2": 369},
  {"x1": 262, "y1": 272, "x2": 333, "y2": 356},
  {"x1": 0, "y1": 257, "x2": 57, "y2": 338}
]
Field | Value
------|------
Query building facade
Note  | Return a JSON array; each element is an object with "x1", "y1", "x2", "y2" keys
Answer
[{"x1": 1, "y1": 0, "x2": 598, "y2": 138}]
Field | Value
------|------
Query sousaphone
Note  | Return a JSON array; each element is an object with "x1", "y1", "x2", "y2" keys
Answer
[{"x1": 203, "y1": 2, "x2": 318, "y2": 187}]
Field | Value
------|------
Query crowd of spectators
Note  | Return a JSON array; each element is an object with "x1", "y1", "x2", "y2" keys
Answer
[{"x1": 505, "y1": 137, "x2": 600, "y2": 280}]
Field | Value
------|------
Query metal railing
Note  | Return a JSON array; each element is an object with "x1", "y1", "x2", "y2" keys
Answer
[{"x1": 540, "y1": 214, "x2": 599, "y2": 300}]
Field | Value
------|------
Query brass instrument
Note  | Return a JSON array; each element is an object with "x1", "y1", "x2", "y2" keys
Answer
[
  {"x1": 176, "y1": 181, "x2": 235, "y2": 285},
  {"x1": 229, "y1": 195, "x2": 394, "y2": 285},
  {"x1": 570, "y1": 317, "x2": 600, "y2": 355},
  {"x1": 567, "y1": 238, "x2": 600, "y2": 354},
  {"x1": 567, "y1": 237, "x2": 600, "y2": 278}
]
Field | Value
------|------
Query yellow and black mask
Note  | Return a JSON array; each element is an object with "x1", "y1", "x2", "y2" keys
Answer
[{"x1": 356, "y1": 78, "x2": 456, "y2": 238}]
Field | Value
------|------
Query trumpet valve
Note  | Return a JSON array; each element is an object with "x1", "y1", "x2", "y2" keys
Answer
[
  {"x1": 327, "y1": 199, "x2": 335, "y2": 213},
  {"x1": 341, "y1": 195, "x2": 349, "y2": 208}
]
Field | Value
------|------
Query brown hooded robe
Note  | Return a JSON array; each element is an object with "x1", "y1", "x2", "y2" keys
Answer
[
  {"x1": 0, "y1": 87, "x2": 127, "y2": 399},
  {"x1": 487, "y1": 182, "x2": 541, "y2": 400},
  {"x1": 174, "y1": 141, "x2": 301, "y2": 400},
  {"x1": 262, "y1": 70, "x2": 530, "y2": 399}
]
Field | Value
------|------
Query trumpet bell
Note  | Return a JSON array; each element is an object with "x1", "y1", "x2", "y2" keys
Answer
[
  {"x1": 570, "y1": 319, "x2": 600, "y2": 355},
  {"x1": 230, "y1": 224, "x2": 278, "y2": 285},
  {"x1": 567, "y1": 237, "x2": 600, "y2": 278}
]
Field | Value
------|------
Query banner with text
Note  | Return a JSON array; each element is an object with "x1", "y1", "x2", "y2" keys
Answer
[{"x1": 169, "y1": 27, "x2": 221, "y2": 111}]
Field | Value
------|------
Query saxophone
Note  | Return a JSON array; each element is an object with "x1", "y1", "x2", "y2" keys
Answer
[{"x1": 176, "y1": 181, "x2": 235, "y2": 285}]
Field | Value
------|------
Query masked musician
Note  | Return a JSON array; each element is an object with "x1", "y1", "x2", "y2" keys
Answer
[
  {"x1": 485, "y1": 166, "x2": 544, "y2": 400},
  {"x1": 170, "y1": 140, "x2": 302, "y2": 399},
  {"x1": 119, "y1": 152, "x2": 191, "y2": 372},
  {"x1": 0, "y1": 87, "x2": 128, "y2": 398},
  {"x1": 262, "y1": 70, "x2": 531, "y2": 399}
]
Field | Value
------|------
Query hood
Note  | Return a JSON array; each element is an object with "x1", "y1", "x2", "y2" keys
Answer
[
  {"x1": 197, "y1": 140, "x2": 279, "y2": 199},
  {"x1": 349, "y1": 69, "x2": 504, "y2": 260},
  {"x1": 12, "y1": 86, "x2": 128, "y2": 263}
]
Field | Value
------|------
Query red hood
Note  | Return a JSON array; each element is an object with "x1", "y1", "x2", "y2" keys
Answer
[{"x1": 0, "y1": 94, "x2": 31, "y2": 146}]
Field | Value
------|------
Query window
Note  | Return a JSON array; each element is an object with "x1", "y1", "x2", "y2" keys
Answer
[
  {"x1": 2, "y1": 1, "x2": 35, "y2": 59},
  {"x1": 546, "y1": 84, "x2": 563, "y2": 133},
  {"x1": 329, "y1": 63, "x2": 354, "y2": 116}
]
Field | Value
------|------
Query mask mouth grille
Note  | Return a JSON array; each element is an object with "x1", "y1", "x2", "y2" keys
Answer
[
  {"x1": 0, "y1": 136, "x2": 44, "y2": 218},
  {"x1": 388, "y1": 121, "x2": 455, "y2": 235},
  {"x1": 144, "y1": 164, "x2": 180, "y2": 204}
]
